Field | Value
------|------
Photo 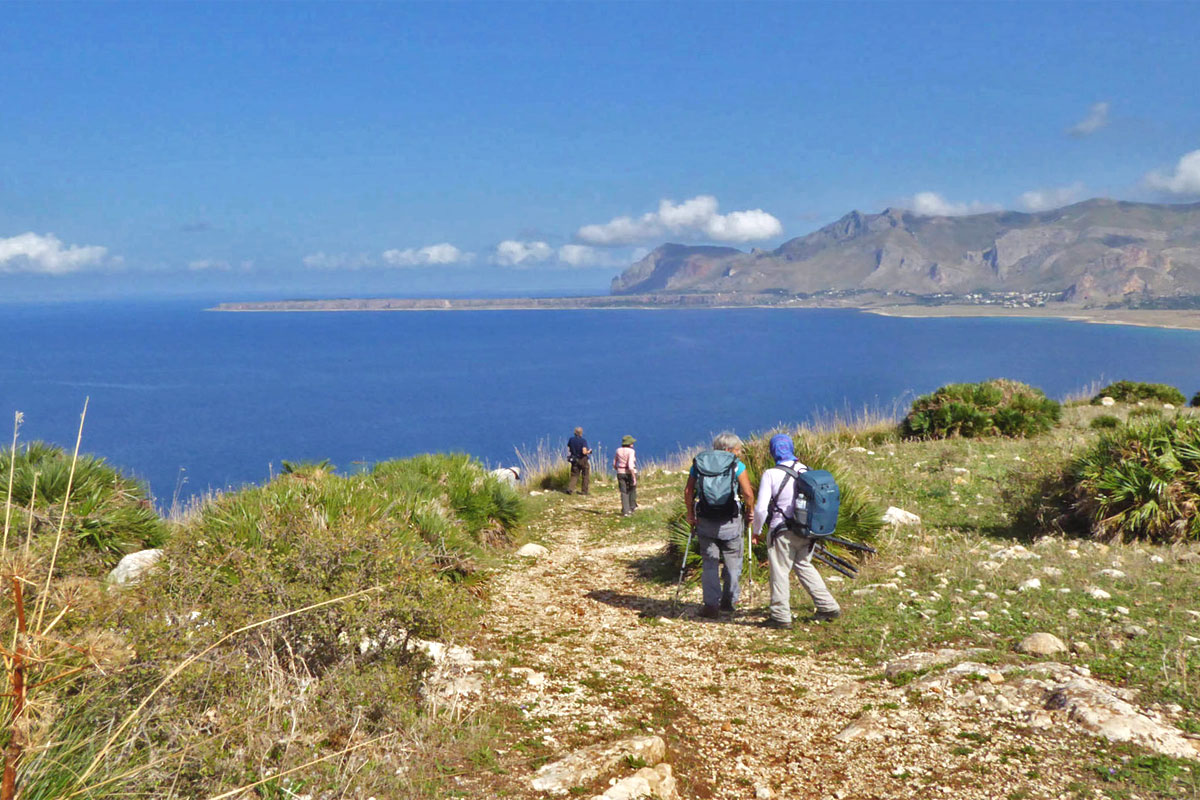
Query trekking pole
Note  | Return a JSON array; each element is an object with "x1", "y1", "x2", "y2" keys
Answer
[
  {"x1": 672, "y1": 523, "x2": 694, "y2": 615},
  {"x1": 739, "y1": 515, "x2": 748, "y2": 609}
]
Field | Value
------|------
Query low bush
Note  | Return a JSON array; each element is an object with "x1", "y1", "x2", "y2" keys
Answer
[
  {"x1": 26, "y1": 453, "x2": 523, "y2": 798},
  {"x1": 901, "y1": 379, "x2": 1061, "y2": 439},
  {"x1": 1128, "y1": 405, "x2": 1164, "y2": 420},
  {"x1": 1089, "y1": 415, "x2": 1122, "y2": 430},
  {"x1": 1191, "y1": 391, "x2": 1200, "y2": 408},
  {"x1": 1068, "y1": 415, "x2": 1200, "y2": 542},
  {"x1": 1091, "y1": 380, "x2": 1186, "y2": 406},
  {"x1": 0, "y1": 441, "x2": 167, "y2": 576}
]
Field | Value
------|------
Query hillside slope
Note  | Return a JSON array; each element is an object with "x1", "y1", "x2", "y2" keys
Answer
[{"x1": 611, "y1": 199, "x2": 1200, "y2": 304}]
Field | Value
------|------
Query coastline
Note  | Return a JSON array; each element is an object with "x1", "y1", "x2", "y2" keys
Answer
[
  {"x1": 861, "y1": 305, "x2": 1200, "y2": 332},
  {"x1": 209, "y1": 297, "x2": 1200, "y2": 332}
]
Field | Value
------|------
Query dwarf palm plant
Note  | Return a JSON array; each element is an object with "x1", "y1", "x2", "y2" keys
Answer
[{"x1": 1070, "y1": 415, "x2": 1200, "y2": 542}]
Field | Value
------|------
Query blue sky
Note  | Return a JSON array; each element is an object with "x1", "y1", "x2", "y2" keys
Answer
[{"x1": 2, "y1": 1, "x2": 1199, "y2": 301}]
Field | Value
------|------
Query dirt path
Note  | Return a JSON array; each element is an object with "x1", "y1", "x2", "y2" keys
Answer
[{"x1": 458, "y1": 482, "x2": 1095, "y2": 800}]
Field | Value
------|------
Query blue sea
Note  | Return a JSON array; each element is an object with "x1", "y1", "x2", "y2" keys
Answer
[{"x1": 3, "y1": 299, "x2": 1200, "y2": 505}]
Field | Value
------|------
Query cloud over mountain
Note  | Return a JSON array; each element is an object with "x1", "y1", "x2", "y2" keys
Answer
[
  {"x1": 1019, "y1": 182, "x2": 1086, "y2": 211},
  {"x1": 0, "y1": 232, "x2": 109, "y2": 274},
  {"x1": 905, "y1": 192, "x2": 1000, "y2": 217},
  {"x1": 1145, "y1": 149, "x2": 1200, "y2": 196},
  {"x1": 576, "y1": 195, "x2": 783, "y2": 246},
  {"x1": 1068, "y1": 101, "x2": 1110, "y2": 137}
]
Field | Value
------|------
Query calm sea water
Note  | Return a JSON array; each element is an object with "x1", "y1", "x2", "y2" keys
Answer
[{"x1": 3, "y1": 299, "x2": 1199, "y2": 504}]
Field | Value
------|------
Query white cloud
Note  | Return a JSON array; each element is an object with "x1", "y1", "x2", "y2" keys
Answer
[
  {"x1": 189, "y1": 259, "x2": 254, "y2": 272},
  {"x1": 576, "y1": 195, "x2": 783, "y2": 245},
  {"x1": 1018, "y1": 182, "x2": 1086, "y2": 211},
  {"x1": 381, "y1": 243, "x2": 469, "y2": 267},
  {"x1": 493, "y1": 240, "x2": 554, "y2": 266},
  {"x1": 303, "y1": 252, "x2": 375, "y2": 270},
  {"x1": 906, "y1": 192, "x2": 1001, "y2": 217},
  {"x1": 557, "y1": 244, "x2": 622, "y2": 267},
  {"x1": 0, "y1": 232, "x2": 108, "y2": 275},
  {"x1": 188, "y1": 259, "x2": 229, "y2": 271},
  {"x1": 1144, "y1": 149, "x2": 1200, "y2": 196},
  {"x1": 1068, "y1": 101, "x2": 1110, "y2": 137}
]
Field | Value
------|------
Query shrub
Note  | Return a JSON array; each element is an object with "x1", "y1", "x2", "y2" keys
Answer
[
  {"x1": 1091, "y1": 381, "x2": 1186, "y2": 406},
  {"x1": 1191, "y1": 391, "x2": 1200, "y2": 408},
  {"x1": 1128, "y1": 405, "x2": 1164, "y2": 420},
  {"x1": 42, "y1": 453, "x2": 523, "y2": 798},
  {"x1": 1068, "y1": 415, "x2": 1200, "y2": 542},
  {"x1": 901, "y1": 379, "x2": 1061, "y2": 439},
  {"x1": 0, "y1": 441, "x2": 167, "y2": 576},
  {"x1": 1089, "y1": 415, "x2": 1122, "y2": 431}
]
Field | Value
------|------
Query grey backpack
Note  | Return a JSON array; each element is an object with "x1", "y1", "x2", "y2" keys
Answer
[{"x1": 692, "y1": 450, "x2": 739, "y2": 520}]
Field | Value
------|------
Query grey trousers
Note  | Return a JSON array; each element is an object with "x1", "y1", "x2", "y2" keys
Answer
[
  {"x1": 568, "y1": 457, "x2": 589, "y2": 494},
  {"x1": 695, "y1": 516, "x2": 744, "y2": 609},
  {"x1": 768, "y1": 527, "x2": 840, "y2": 623},
  {"x1": 617, "y1": 473, "x2": 637, "y2": 515}
]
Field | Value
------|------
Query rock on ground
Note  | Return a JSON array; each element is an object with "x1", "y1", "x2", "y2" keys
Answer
[
  {"x1": 517, "y1": 542, "x2": 550, "y2": 558},
  {"x1": 1018, "y1": 633, "x2": 1068, "y2": 656},
  {"x1": 531, "y1": 735, "x2": 667, "y2": 795},
  {"x1": 589, "y1": 763, "x2": 676, "y2": 800},
  {"x1": 882, "y1": 506, "x2": 921, "y2": 526},
  {"x1": 107, "y1": 549, "x2": 163, "y2": 585},
  {"x1": 1046, "y1": 677, "x2": 1200, "y2": 759}
]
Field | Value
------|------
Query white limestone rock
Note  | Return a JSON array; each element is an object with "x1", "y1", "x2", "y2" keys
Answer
[
  {"x1": 532, "y1": 736, "x2": 667, "y2": 795},
  {"x1": 107, "y1": 549, "x2": 163, "y2": 585},
  {"x1": 1099, "y1": 396, "x2": 1116, "y2": 406},
  {"x1": 1046, "y1": 677, "x2": 1200, "y2": 759},
  {"x1": 517, "y1": 542, "x2": 549, "y2": 558},
  {"x1": 882, "y1": 506, "x2": 921, "y2": 526},
  {"x1": 1017, "y1": 633, "x2": 1068, "y2": 656}
]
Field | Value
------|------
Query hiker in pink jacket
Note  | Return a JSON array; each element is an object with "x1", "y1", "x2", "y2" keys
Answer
[{"x1": 613, "y1": 435, "x2": 638, "y2": 516}]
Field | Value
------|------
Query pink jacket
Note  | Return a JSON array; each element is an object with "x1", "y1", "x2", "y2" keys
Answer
[{"x1": 613, "y1": 446, "x2": 637, "y2": 474}]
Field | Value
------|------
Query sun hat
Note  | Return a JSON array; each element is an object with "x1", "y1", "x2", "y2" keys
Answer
[{"x1": 621, "y1": 435, "x2": 636, "y2": 447}]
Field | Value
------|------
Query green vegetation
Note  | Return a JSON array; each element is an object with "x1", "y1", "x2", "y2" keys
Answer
[
  {"x1": 901, "y1": 379, "x2": 1062, "y2": 439},
  {"x1": 1191, "y1": 391, "x2": 1200, "y2": 408},
  {"x1": 2, "y1": 452, "x2": 522, "y2": 798},
  {"x1": 1089, "y1": 415, "x2": 1122, "y2": 430},
  {"x1": 1091, "y1": 381, "x2": 1186, "y2": 406},
  {"x1": 0, "y1": 440, "x2": 167, "y2": 576},
  {"x1": 1068, "y1": 415, "x2": 1200, "y2": 542}
]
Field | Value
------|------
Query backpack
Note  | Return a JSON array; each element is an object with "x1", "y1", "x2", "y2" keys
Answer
[
  {"x1": 691, "y1": 450, "x2": 740, "y2": 520},
  {"x1": 774, "y1": 463, "x2": 840, "y2": 537}
]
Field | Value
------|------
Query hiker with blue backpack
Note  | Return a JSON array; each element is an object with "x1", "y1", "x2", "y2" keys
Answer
[
  {"x1": 683, "y1": 432, "x2": 756, "y2": 619},
  {"x1": 751, "y1": 434, "x2": 842, "y2": 629}
]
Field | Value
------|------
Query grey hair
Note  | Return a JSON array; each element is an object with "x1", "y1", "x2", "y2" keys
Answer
[
  {"x1": 574, "y1": 427, "x2": 583, "y2": 436},
  {"x1": 712, "y1": 432, "x2": 743, "y2": 452}
]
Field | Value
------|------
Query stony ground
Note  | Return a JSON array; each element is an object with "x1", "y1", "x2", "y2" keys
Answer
[{"x1": 448, "y1": 472, "x2": 1200, "y2": 800}]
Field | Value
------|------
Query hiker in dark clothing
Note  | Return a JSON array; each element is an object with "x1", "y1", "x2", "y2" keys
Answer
[
  {"x1": 567, "y1": 427, "x2": 591, "y2": 495},
  {"x1": 684, "y1": 432, "x2": 755, "y2": 618}
]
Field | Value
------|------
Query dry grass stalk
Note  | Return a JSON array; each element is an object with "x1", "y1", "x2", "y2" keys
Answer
[
  {"x1": 72, "y1": 585, "x2": 383, "y2": 789},
  {"x1": 34, "y1": 398, "x2": 88, "y2": 633},
  {"x1": 1, "y1": 412, "x2": 21, "y2": 554}
]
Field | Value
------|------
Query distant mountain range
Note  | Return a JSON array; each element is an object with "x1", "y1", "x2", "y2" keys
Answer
[{"x1": 610, "y1": 199, "x2": 1200, "y2": 305}]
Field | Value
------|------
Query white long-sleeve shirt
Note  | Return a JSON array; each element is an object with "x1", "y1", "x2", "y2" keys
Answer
[{"x1": 752, "y1": 460, "x2": 809, "y2": 538}]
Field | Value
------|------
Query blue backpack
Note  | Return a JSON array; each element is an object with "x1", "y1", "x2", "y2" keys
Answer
[{"x1": 776, "y1": 464, "x2": 840, "y2": 537}]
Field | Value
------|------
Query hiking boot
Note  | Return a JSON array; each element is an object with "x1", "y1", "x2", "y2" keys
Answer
[
  {"x1": 719, "y1": 600, "x2": 735, "y2": 613},
  {"x1": 761, "y1": 618, "x2": 792, "y2": 630},
  {"x1": 698, "y1": 604, "x2": 720, "y2": 619},
  {"x1": 812, "y1": 609, "x2": 842, "y2": 623}
]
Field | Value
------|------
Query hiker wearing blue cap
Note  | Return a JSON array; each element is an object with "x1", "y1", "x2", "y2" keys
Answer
[{"x1": 751, "y1": 434, "x2": 841, "y2": 629}]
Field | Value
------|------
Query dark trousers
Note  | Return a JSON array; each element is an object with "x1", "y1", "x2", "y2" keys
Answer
[
  {"x1": 617, "y1": 472, "x2": 637, "y2": 515},
  {"x1": 569, "y1": 458, "x2": 590, "y2": 494}
]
